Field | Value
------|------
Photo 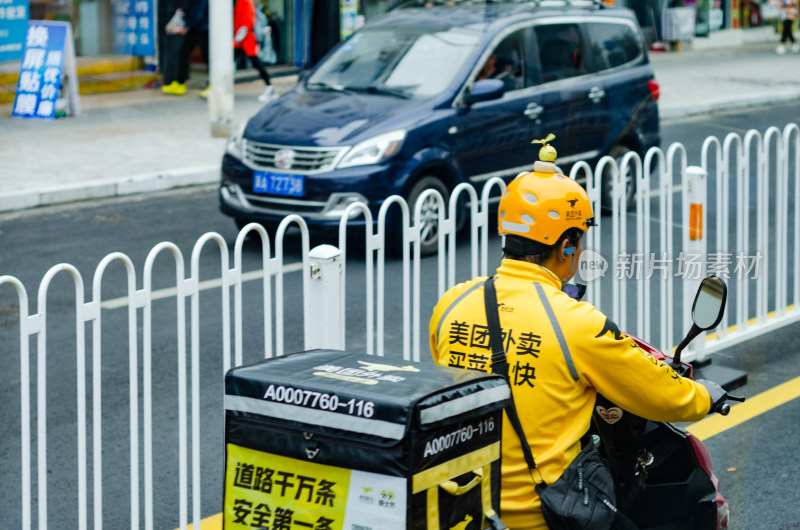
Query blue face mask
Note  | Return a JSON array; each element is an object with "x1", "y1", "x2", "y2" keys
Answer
[{"x1": 562, "y1": 282, "x2": 586, "y2": 301}]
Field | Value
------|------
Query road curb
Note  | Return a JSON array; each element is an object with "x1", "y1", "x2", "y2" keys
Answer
[
  {"x1": 0, "y1": 165, "x2": 220, "y2": 213},
  {"x1": 660, "y1": 92, "x2": 800, "y2": 120}
]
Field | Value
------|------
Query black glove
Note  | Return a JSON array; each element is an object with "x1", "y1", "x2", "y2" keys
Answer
[{"x1": 696, "y1": 379, "x2": 727, "y2": 414}]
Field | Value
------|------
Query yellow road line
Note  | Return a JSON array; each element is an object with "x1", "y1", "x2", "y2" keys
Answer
[
  {"x1": 705, "y1": 303, "x2": 796, "y2": 341},
  {"x1": 688, "y1": 374, "x2": 800, "y2": 440},
  {"x1": 182, "y1": 512, "x2": 221, "y2": 530}
]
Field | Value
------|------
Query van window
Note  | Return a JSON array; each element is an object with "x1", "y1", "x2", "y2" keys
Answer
[
  {"x1": 307, "y1": 26, "x2": 482, "y2": 98},
  {"x1": 535, "y1": 23, "x2": 586, "y2": 82},
  {"x1": 476, "y1": 29, "x2": 526, "y2": 92},
  {"x1": 586, "y1": 22, "x2": 643, "y2": 71}
]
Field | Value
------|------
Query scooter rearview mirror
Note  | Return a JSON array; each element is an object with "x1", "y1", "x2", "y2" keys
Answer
[
  {"x1": 672, "y1": 276, "x2": 728, "y2": 369},
  {"x1": 692, "y1": 275, "x2": 727, "y2": 331}
]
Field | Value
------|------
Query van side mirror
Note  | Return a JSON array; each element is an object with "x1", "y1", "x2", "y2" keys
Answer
[
  {"x1": 465, "y1": 79, "x2": 505, "y2": 105},
  {"x1": 672, "y1": 275, "x2": 728, "y2": 369}
]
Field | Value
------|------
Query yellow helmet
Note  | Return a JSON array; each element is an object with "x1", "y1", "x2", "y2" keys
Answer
[{"x1": 498, "y1": 171, "x2": 595, "y2": 244}]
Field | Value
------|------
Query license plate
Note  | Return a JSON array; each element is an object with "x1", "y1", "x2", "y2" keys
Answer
[{"x1": 253, "y1": 171, "x2": 304, "y2": 197}]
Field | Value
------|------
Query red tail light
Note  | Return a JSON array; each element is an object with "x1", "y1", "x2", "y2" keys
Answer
[
  {"x1": 687, "y1": 433, "x2": 729, "y2": 529},
  {"x1": 648, "y1": 79, "x2": 660, "y2": 101}
]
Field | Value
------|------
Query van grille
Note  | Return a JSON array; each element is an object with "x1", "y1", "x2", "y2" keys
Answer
[{"x1": 243, "y1": 141, "x2": 346, "y2": 173}]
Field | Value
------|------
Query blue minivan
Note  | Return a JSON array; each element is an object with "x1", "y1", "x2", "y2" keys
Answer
[{"x1": 220, "y1": 0, "x2": 660, "y2": 254}]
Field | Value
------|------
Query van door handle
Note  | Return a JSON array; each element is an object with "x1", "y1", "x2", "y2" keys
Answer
[
  {"x1": 588, "y1": 86, "x2": 605, "y2": 103},
  {"x1": 524, "y1": 103, "x2": 543, "y2": 119}
]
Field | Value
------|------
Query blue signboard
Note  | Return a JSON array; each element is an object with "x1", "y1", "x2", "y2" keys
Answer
[
  {"x1": 0, "y1": 0, "x2": 29, "y2": 62},
  {"x1": 12, "y1": 21, "x2": 67, "y2": 119},
  {"x1": 113, "y1": 0, "x2": 155, "y2": 56}
]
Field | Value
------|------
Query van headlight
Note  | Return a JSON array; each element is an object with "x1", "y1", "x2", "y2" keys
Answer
[
  {"x1": 226, "y1": 121, "x2": 247, "y2": 159},
  {"x1": 337, "y1": 130, "x2": 406, "y2": 169}
]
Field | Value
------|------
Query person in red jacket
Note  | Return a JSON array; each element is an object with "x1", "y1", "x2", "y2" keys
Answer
[{"x1": 234, "y1": 0, "x2": 278, "y2": 102}]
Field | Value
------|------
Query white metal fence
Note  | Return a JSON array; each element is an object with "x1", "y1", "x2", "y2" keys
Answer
[{"x1": 1, "y1": 125, "x2": 799, "y2": 528}]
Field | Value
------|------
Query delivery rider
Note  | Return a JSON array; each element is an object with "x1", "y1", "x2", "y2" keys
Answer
[{"x1": 428, "y1": 139, "x2": 726, "y2": 529}]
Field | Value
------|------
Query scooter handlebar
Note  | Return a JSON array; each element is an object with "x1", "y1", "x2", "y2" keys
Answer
[{"x1": 714, "y1": 394, "x2": 745, "y2": 416}]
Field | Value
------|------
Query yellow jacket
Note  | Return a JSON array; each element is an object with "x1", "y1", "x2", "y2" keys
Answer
[{"x1": 429, "y1": 259, "x2": 711, "y2": 530}]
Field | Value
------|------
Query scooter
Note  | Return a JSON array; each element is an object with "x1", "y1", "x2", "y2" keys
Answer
[{"x1": 590, "y1": 275, "x2": 745, "y2": 529}]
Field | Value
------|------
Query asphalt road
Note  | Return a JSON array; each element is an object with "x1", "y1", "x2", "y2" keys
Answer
[{"x1": 1, "y1": 103, "x2": 800, "y2": 528}]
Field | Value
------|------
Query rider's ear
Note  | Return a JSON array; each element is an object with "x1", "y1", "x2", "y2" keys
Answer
[{"x1": 561, "y1": 239, "x2": 575, "y2": 260}]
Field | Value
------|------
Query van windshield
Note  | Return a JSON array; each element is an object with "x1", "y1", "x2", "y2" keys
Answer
[{"x1": 307, "y1": 25, "x2": 482, "y2": 99}]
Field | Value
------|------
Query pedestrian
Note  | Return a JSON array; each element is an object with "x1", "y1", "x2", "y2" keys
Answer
[
  {"x1": 234, "y1": 0, "x2": 279, "y2": 102},
  {"x1": 175, "y1": 0, "x2": 210, "y2": 97},
  {"x1": 777, "y1": 0, "x2": 799, "y2": 54},
  {"x1": 161, "y1": 3, "x2": 188, "y2": 95},
  {"x1": 428, "y1": 138, "x2": 725, "y2": 529}
]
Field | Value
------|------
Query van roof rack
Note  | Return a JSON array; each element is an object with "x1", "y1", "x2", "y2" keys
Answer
[{"x1": 394, "y1": 0, "x2": 609, "y2": 10}]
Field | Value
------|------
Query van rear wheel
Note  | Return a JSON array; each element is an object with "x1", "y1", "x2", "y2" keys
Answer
[{"x1": 600, "y1": 145, "x2": 636, "y2": 211}]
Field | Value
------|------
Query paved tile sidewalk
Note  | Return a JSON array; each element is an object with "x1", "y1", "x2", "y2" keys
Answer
[
  {"x1": 650, "y1": 42, "x2": 800, "y2": 119},
  {"x1": 0, "y1": 74, "x2": 298, "y2": 212}
]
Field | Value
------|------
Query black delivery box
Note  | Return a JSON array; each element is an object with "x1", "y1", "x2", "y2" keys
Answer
[{"x1": 223, "y1": 349, "x2": 509, "y2": 530}]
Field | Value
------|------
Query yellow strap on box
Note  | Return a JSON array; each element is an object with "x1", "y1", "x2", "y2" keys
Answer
[
  {"x1": 416, "y1": 442, "x2": 500, "y2": 530},
  {"x1": 482, "y1": 463, "x2": 492, "y2": 515},
  {"x1": 427, "y1": 487, "x2": 440, "y2": 530},
  {"x1": 412, "y1": 442, "x2": 501, "y2": 494}
]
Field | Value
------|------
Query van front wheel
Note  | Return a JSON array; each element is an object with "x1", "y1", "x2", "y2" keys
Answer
[{"x1": 406, "y1": 176, "x2": 450, "y2": 256}]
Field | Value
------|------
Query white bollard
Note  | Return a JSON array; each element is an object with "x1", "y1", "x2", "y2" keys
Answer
[
  {"x1": 682, "y1": 165, "x2": 708, "y2": 362},
  {"x1": 305, "y1": 244, "x2": 345, "y2": 350}
]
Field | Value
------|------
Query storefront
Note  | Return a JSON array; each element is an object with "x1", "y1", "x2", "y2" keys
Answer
[
  {"x1": 26, "y1": 0, "x2": 124, "y2": 56},
  {"x1": 620, "y1": 0, "x2": 737, "y2": 42},
  {"x1": 5, "y1": 0, "x2": 404, "y2": 68},
  {"x1": 620, "y1": 0, "x2": 666, "y2": 43},
  {"x1": 261, "y1": 0, "x2": 302, "y2": 66},
  {"x1": 360, "y1": 0, "x2": 396, "y2": 20},
  {"x1": 737, "y1": 0, "x2": 775, "y2": 29},
  {"x1": 693, "y1": 0, "x2": 726, "y2": 34},
  {"x1": 14, "y1": 0, "x2": 310, "y2": 65}
]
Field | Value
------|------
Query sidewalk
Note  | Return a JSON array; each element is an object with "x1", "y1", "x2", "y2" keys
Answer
[
  {"x1": 2, "y1": 39, "x2": 800, "y2": 214},
  {"x1": 649, "y1": 41, "x2": 800, "y2": 119}
]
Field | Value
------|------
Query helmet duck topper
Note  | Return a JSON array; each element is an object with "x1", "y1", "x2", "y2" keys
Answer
[
  {"x1": 497, "y1": 133, "x2": 595, "y2": 243},
  {"x1": 531, "y1": 133, "x2": 558, "y2": 174}
]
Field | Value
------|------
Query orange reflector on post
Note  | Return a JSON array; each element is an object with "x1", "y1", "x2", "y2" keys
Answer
[{"x1": 689, "y1": 203, "x2": 703, "y2": 240}]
